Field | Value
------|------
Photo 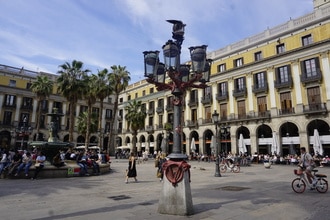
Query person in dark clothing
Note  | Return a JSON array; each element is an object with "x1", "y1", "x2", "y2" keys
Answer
[{"x1": 125, "y1": 152, "x2": 137, "y2": 183}]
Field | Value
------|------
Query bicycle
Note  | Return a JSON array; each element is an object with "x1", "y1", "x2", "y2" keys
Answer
[
  {"x1": 219, "y1": 158, "x2": 240, "y2": 173},
  {"x1": 291, "y1": 168, "x2": 328, "y2": 193}
]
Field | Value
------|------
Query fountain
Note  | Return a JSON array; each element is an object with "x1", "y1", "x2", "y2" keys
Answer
[{"x1": 29, "y1": 108, "x2": 74, "y2": 163}]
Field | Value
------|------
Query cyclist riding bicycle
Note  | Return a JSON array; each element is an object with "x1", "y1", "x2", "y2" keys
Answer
[{"x1": 298, "y1": 147, "x2": 316, "y2": 186}]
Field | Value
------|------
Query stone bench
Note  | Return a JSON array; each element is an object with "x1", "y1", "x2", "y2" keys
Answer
[{"x1": 2, "y1": 162, "x2": 111, "y2": 179}]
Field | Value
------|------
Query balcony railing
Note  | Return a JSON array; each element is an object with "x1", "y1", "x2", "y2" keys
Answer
[
  {"x1": 2, "y1": 103, "x2": 16, "y2": 108},
  {"x1": 188, "y1": 98, "x2": 198, "y2": 107},
  {"x1": 201, "y1": 94, "x2": 212, "y2": 105},
  {"x1": 147, "y1": 108, "x2": 154, "y2": 115},
  {"x1": 156, "y1": 106, "x2": 164, "y2": 114},
  {"x1": 166, "y1": 104, "x2": 174, "y2": 112},
  {"x1": 21, "y1": 105, "x2": 33, "y2": 111},
  {"x1": 202, "y1": 118, "x2": 212, "y2": 124},
  {"x1": 186, "y1": 120, "x2": 198, "y2": 128},
  {"x1": 303, "y1": 103, "x2": 327, "y2": 114},
  {"x1": 232, "y1": 87, "x2": 247, "y2": 98},
  {"x1": 279, "y1": 108, "x2": 295, "y2": 115},
  {"x1": 216, "y1": 92, "x2": 228, "y2": 102},
  {"x1": 145, "y1": 125, "x2": 154, "y2": 133},
  {"x1": 252, "y1": 84, "x2": 268, "y2": 94},
  {"x1": 274, "y1": 77, "x2": 293, "y2": 89},
  {"x1": 300, "y1": 71, "x2": 322, "y2": 85}
]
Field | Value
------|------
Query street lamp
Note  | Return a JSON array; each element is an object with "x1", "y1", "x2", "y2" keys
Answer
[
  {"x1": 143, "y1": 20, "x2": 211, "y2": 159},
  {"x1": 212, "y1": 110, "x2": 221, "y2": 177},
  {"x1": 144, "y1": 20, "x2": 211, "y2": 215},
  {"x1": 220, "y1": 125, "x2": 230, "y2": 153}
]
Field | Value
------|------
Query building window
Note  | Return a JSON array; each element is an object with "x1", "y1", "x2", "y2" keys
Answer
[
  {"x1": 9, "y1": 80, "x2": 16, "y2": 87},
  {"x1": 53, "y1": 101, "x2": 62, "y2": 112},
  {"x1": 276, "y1": 43, "x2": 285, "y2": 54},
  {"x1": 254, "y1": 51, "x2": 262, "y2": 61},
  {"x1": 301, "y1": 57, "x2": 320, "y2": 77},
  {"x1": 235, "y1": 77, "x2": 245, "y2": 91},
  {"x1": 237, "y1": 100, "x2": 246, "y2": 119},
  {"x1": 26, "y1": 82, "x2": 32, "y2": 89},
  {"x1": 127, "y1": 95, "x2": 131, "y2": 101},
  {"x1": 276, "y1": 65, "x2": 291, "y2": 83},
  {"x1": 254, "y1": 72, "x2": 266, "y2": 88},
  {"x1": 191, "y1": 109, "x2": 197, "y2": 123},
  {"x1": 205, "y1": 106, "x2": 211, "y2": 120},
  {"x1": 234, "y1": 58, "x2": 243, "y2": 67},
  {"x1": 280, "y1": 92, "x2": 293, "y2": 114},
  {"x1": 257, "y1": 96, "x2": 267, "y2": 114},
  {"x1": 3, "y1": 111, "x2": 12, "y2": 125},
  {"x1": 142, "y1": 90, "x2": 146, "y2": 96},
  {"x1": 22, "y1": 97, "x2": 33, "y2": 108},
  {"x1": 220, "y1": 103, "x2": 227, "y2": 120},
  {"x1": 150, "y1": 88, "x2": 154, "y2": 93},
  {"x1": 80, "y1": 105, "x2": 88, "y2": 114},
  {"x1": 106, "y1": 109, "x2": 112, "y2": 119},
  {"x1": 135, "y1": 93, "x2": 138, "y2": 98},
  {"x1": 302, "y1": 34, "x2": 313, "y2": 46},
  {"x1": 41, "y1": 100, "x2": 48, "y2": 112},
  {"x1": 217, "y1": 63, "x2": 226, "y2": 72},
  {"x1": 218, "y1": 82, "x2": 227, "y2": 96},
  {"x1": 5, "y1": 94, "x2": 16, "y2": 106}
]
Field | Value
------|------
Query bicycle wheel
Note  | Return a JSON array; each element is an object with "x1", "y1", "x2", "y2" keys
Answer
[
  {"x1": 316, "y1": 178, "x2": 328, "y2": 193},
  {"x1": 220, "y1": 164, "x2": 227, "y2": 173},
  {"x1": 232, "y1": 165, "x2": 240, "y2": 173},
  {"x1": 292, "y1": 178, "x2": 306, "y2": 193}
]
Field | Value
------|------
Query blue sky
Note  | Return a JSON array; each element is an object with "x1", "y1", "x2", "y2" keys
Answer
[{"x1": 0, "y1": 0, "x2": 313, "y2": 83}]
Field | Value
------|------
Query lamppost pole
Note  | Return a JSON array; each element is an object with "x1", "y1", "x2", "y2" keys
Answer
[
  {"x1": 212, "y1": 110, "x2": 221, "y2": 177},
  {"x1": 221, "y1": 125, "x2": 230, "y2": 154},
  {"x1": 143, "y1": 20, "x2": 211, "y2": 216},
  {"x1": 16, "y1": 116, "x2": 32, "y2": 150}
]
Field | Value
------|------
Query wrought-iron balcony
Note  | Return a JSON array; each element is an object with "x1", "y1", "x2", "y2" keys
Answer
[
  {"x1": 156, "y1": 106, "x2": 164, "y2": 114},
  {"x1": 2, "y1": 103, "x2": 16, "y2": 108},
  {"x1": 252, "y1": 83, "x2": 268, "y2": 94},
  {"x1": 166, "y1": 104, "x2": 174, "y2": 112},
  {"x1": 147, "y1": 108, "x2": 154, "y2": 115},
  {"x1": 274, "y1": 77, "x2": 293, "y2": 89},
  {"x1": 216, "y1": 92, "x2": 228, "y2": 102},
  {"x1": 202, "y1": 118, "x2": 212, "y2": 124},
  {"x1": 232, "y1": 87, "x2": 247, "y2": 98},
  {"x1": 105, "y1": 114, "x2": 112, "y2": 120},
  {"x1": 201, "y1": 94, "x2": 212, "y2": 105},
  {"x1": 145, "y1": 125, "x2": 154, "y2": 133},
  {"x1": 186, "y1": 120, "x2": 198, "y2": 128},
  {"x1": 21, "y1": 104, "x2": 33, "y2": 111},
  {"x1": 303, "y1": 103, "x2": 327, "y2": 115},
  {"x1": 279, "y1": 108, "x2": 295, "y2": 115},
  {"x1": 300, "y1": 71, "x2": 322, "y2": 85},
  {"x1": 188, "y1": 98, "x2": 198, "y2": 107}
]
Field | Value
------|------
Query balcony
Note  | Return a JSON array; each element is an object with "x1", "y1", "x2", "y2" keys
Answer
[
  {"x1": 303, "y1": 103, "x2": 327, "y2": 115},
  {"x1": 274, "y1": 77, "x2": 293, "y2": 90},
  {"x1": 216, "y1": 92, "x2": 228, "y2": 102},
  {"x1": 186, "y1": 120, "x2": 198, "y2": 129},
  {"x1": 201, "y1": 94, "x2": 212, "y2": 105},
  {"x1": 147, "y1": 108, "x2": 154, "y2": 115},
  {"x1": 188, "y1": 98, "x2": 198, "y2": 107},
  {"x1": 21, "y1": 105, "x2": 33, "y2": 111},
  {"x1": 300, "y1": 71, "x2": 322, "y2": 86},
  {"x1": 156, "y1": 106, "x2": 164, "y2": 114},
  {"x1": 202, "y1": 118, "x2": 212, "y2": 124},
  {"x1": 166, "y1": 104, "x2": 174, "y2": 112},
  {"x1": 228, "y1": 111, "x2": 271, "y2": 123},
  {"x1": 279, "y1": 108, "x2": 295, "y2": 115},
  {"x1": 252, "y1": 84, "x2": 268, "y2": 94},
  {"x1": 2, "y1": 103, "x2": 16, "y2": 108},
  {"x1": 145, "y1": 125, "x2": 154, "y2": 133},
  {"x1": 232, "y1": 87, "x2": 247, "y2": 98}
]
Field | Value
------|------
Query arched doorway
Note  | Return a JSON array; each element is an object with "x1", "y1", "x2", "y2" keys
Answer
[
  {"x1": 204, "y1": 129, "x2": 213, "y2": 157},
  {"x1": 256, "y1": 124, "x2": 271, "y2": 155},
  {"x1": 280, "y1": 121, "x2": 299, "y2": 156}
]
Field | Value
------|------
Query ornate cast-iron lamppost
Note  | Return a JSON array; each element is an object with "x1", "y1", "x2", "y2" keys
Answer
[
  {"x1": 212, "y1": 110, "x2": 221, "y2": 177},
  {"x1": 221, "y1": 125, "x2": 230, "y2": 153},
  {"x1": 143, "y1": 20, "x2": 211, "y2": 216},
  {"x1": 15, "y1": 116, "x2": 32, "y2": 150}
]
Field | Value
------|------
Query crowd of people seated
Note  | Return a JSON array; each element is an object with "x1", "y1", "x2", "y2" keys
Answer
[{"x1": 0, "y1": 147, "x2": 111, "y2": 178}]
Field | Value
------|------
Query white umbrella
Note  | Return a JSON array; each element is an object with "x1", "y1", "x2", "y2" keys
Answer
[
  {"x1": 238, "y1": 133, "x2": 247, "y2": 154},
  {"x1": 190, "y1": 137, "x2": 196, "y2": 153},
  {"x1": 313, "y1": 129, "x2": 323, "y2": 156},
  {"x1": 271, "y1": 131, "x2": 280, "y2": 155},
  {"x1": 160, "y1": 138, "x2": 167, "y2": 152}
]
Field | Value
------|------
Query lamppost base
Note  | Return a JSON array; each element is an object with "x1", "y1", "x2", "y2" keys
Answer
[
  {"x1": 158, "y1": 169, "x2": 193, "y2": 216},
  {"x1": 167, "y1": 153, "x2": 188, "y2": 160}
]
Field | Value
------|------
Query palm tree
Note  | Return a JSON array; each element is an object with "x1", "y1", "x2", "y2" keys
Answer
[
  {"x1": 82, "y1": 74, "x2": 98, "y2": 148},
  {"x1": 30, "y1": 75, "x2": 53, "y2": 140},
  {"x1": 77, "y1": 111, "x2": 98, "y2": 137},
  {"x1": 57, "y1": 60, "x2": 90, "y2": 142},
  {"x1": 125, "y1": 100, "x2": 147, "y2": 154},
  {"x1": 107, "y1": 65, "x2": 130, "y2": 154},
  {"x1": 95, "y1": 68, "x2": 111, "y2": 149}
]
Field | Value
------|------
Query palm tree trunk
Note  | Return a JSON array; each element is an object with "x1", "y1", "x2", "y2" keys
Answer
[
  {"x1": 35, "y1": 99, "x2": 42, "y2": 140},
  {"x1": 69, "y1": 102, "x2": 76, "y2": 142},
  {"x1": 85, "y1": 105, "x2": 92, "y2": 148},
  {"x1": 98, "y1": 99, "x2": 104, "y2": 148},
  {"x1": 107, "y1": 94, "x2": 119, "y2": 155}
]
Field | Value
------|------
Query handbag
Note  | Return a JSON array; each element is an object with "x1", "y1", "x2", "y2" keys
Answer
[{"x1": 35, "y1": 162, "x2": 41, "y2": 167}]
